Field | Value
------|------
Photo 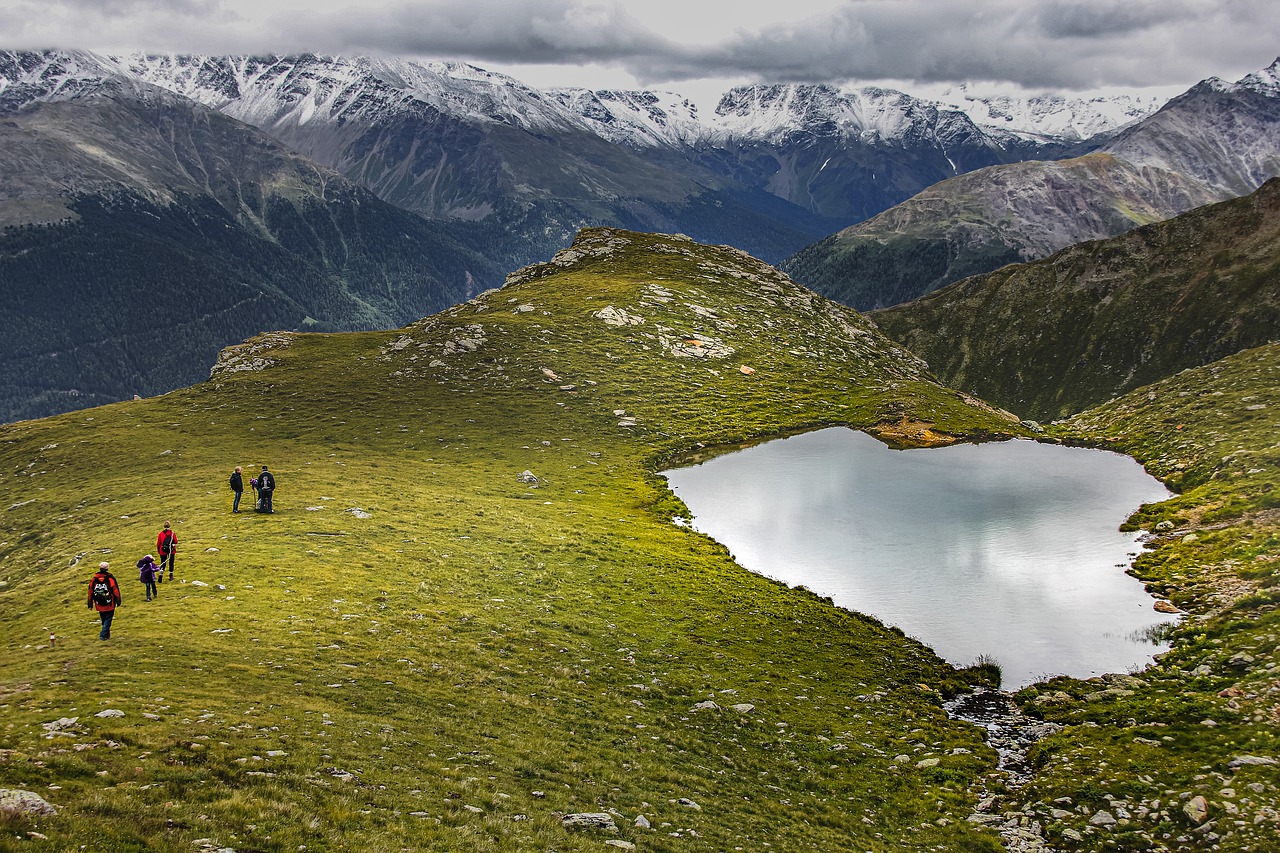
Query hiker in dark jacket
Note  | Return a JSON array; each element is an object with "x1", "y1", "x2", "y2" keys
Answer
[
  {"x1": 257, "y1": 466, "x2": 276, "y2": 513},
  {"x1": 86, "y1": 562, "x2": 122, "y2": 640},
  {"x1": 137, "y1": 555, "x2": 160, "y2": 601},
  {"x1": 230, "y1": 466, "x2": 244, "y2": 513},
  {"x1": 156, "y1": 522, "x2": 177, "y2": 579}
]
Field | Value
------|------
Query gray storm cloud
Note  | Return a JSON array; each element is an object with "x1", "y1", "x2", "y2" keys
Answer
[
  {"x1": 283, "y1": 0, "x2": 675, "y2": 63},
  {"x1": 626, "y1": 0, "x2": 1278, "y2": 89},
  {"x1": 1, "y1": 0, "x2": 1276, "y2": 91}
]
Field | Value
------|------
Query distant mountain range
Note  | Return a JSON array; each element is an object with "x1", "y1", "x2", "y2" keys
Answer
[
  {"x1": 783, "y1": 59, "x2": 1280, "y2": 310},
  {"x1": 3, "y1": 50, "x2": 1150, "y2": 268},
  {"x1": 2, "y1": 48, "x2": 1276, "y2": 422}
]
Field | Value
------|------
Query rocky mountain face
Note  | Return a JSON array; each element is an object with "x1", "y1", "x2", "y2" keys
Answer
[
  {"x1": 551, "y1": 82, "x2": 1090, "y2": 226},
  {"x1": 105, "y1": 52, "x2": 845, "y2": 268},
  {"x1": 870, "y1": 177, "x2": 1280, "y2": 422},
  {"x1": 0, "y1": 63, "x2": 502, "y2": 422},
  {"x1": 784, "y1": 59, "x2": 1280, "y2": 311}
]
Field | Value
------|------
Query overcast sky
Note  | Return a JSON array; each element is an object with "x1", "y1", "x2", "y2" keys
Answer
[{"x1": 3, "y1": 0, "x2": 1278, "y2": 106}]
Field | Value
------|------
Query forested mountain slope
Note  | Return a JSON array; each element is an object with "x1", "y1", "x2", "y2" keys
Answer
[{"x1": 0, "y1": 75, "x2": 501, "y2": 422}]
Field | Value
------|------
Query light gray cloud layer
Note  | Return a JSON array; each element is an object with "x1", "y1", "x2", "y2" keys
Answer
[{"x1": 2, "y1": 0, "x2": 1276, "y2": 92}]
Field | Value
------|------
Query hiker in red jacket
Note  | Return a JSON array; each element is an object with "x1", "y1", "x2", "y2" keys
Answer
[
  {"x1": 156, "y1": 522, "x2": 177, "y2": 580},
  {"x1": 86, "y1": 562, "x2": 122, "y2": 640}
]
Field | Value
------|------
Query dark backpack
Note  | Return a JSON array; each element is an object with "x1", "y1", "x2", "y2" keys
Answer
[
  {"x1": 91, "y1": 576, "x2": 113, "y2": 606},
  {"x1": 159, "y1": 530, "x2": 175, "y2": 553}
]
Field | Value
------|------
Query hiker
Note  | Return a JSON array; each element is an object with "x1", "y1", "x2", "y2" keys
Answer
[
  {"x1": 156, "y1": 522, "x2": 178, "y2": 579},
  {"x1": 230, "y1": 466, "x2": 244, "y2": 513},
  {"x1": 86, "y1": 562, "x2": 122, "y2": 640},
  {"x1": 137, "y1": 554, "x2": 160, "y2": 601},
  {"x1": 257, "y1": 465, "x2": 276, "y2": 513}
]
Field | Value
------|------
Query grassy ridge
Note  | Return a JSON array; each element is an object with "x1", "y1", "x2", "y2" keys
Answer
[
  {"x1": 872, "y1": 177, "x2": 1280, "y2": 422},
  {"x1": 1010, "y1": 343, "x2": 1280, "y2": 851},
  {"x1": 0, "y1": 230, "x2": 1021, "y2": 850}
]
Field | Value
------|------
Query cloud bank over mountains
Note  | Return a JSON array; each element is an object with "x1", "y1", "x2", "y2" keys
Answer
[{"x1": 1, "y1": 0, "x2": 1277, "y2": 96}]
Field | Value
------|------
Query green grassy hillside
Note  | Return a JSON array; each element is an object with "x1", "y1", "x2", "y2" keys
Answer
[
  {"x1": 1010, "y1": 343, "x2": 1280, "y2": 852},
  {"x1": 0, "y1": 230, "x2": 1023, "y2": 851},
  {"x1": 872, "y1": 177, "x2": 1280, "y2": 422}
]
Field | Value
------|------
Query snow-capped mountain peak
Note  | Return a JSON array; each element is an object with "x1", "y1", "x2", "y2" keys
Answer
[
  {"x1": 1221, "y1": 56, "x2": 1280, "y2": 97},
  {"x1": 545, "y1": 87, "x2": 703, "y2": 148},
  {"x1": 0, "y1": 49, "x2": 128, "y2": 108},
  {"x1": 118, "y1": 52, "x2": 591, "y2": 135},
  {"x1": 925, "y1": 82, "x2": 1167, "y2": 142}
]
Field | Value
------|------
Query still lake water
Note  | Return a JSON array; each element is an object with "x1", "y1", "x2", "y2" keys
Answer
[{"x1": 661, "y1": 428, "x2": 1179, "y2": 689}]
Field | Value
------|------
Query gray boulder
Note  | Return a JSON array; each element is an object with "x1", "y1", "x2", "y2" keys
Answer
[{"x1": 0, "y1": 789, "x2": 58, "y2": 817}]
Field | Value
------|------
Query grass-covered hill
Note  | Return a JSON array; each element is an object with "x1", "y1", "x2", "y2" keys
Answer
[
  {"x1": 0, "y1": 79, "x2": 504, "y2": 424},
  {"x1": 1010, "y1": 342, "x2": 1280, "y2": 852},
  {"x1": 0, "y1": 230, "x2": 1025, "y2": 851},
  {"x1": 871, "y1": 177, "x2": 1280, "y2": 422}
]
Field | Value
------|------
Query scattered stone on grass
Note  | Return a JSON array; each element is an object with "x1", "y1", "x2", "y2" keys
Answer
[
  {"x1": 561, "y1": 812, "x2": 618, "y2": 831},
  {"x1": 1228, "y1": 755, "x2": 1277, "y2": 768},
  {"x1": 1183, "y1": 795, "x2": 1209, "y2": 824},
  {"x1": 594, "y1": 306, "x2": 644, "y2": 327}
]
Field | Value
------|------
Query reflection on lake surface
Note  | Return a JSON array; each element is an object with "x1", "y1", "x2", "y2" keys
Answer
[{"x1": 661, "y1": 428, "x2": 1179, "y2": 689}]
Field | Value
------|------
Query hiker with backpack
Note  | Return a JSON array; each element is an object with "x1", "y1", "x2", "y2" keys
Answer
[
  {"x1": 230, "y1": 466, "x2": 244, "y2": 513},
  {"x1": 156, "y1": 522, "x2": 177, "y2": 580},
  {"x1": 257, "y1": 466, "x2": 276, "y2": 513},
  {"x1": 137, "y1": 554, "x2": 160, "y2": 601},
  {"x1": 86, "y1": 562, "x2": 122, "y2": 640}
]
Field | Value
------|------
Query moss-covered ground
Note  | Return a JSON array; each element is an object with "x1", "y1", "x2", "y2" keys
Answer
[{"x1": 0, "y1": 230, "x2": 1022, "y2": 851}]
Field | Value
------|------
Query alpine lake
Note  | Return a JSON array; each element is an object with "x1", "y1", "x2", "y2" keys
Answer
[{"x1": 661, "y1": 427, "x2": 1180, "y2": 690}]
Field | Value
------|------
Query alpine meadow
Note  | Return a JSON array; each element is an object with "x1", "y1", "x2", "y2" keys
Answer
[{"x1": 2, "y1": 41, "x2": 1280, "y2": 853}]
